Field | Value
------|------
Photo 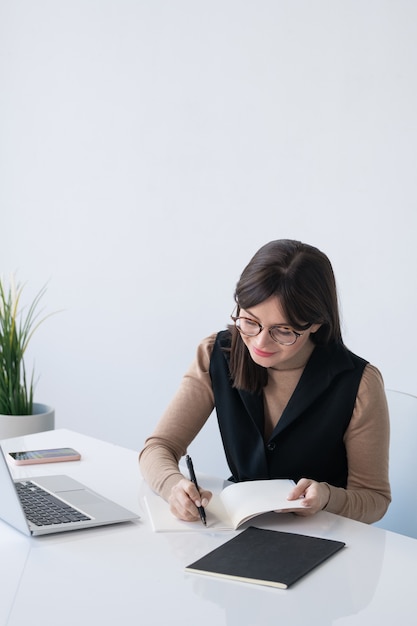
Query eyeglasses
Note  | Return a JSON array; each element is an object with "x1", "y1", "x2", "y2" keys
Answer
[{"x1": 231, "y1": 314, "x2": 311, "y2": 346}]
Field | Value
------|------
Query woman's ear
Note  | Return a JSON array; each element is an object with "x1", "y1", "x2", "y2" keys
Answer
[{"x1": 309, "y1": 323, "x2": 322, "y2": 335}]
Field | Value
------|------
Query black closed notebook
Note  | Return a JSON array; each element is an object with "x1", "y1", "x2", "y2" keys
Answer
[{"x1": 185, "y1": 526, "x2": 345, "y2": 589}]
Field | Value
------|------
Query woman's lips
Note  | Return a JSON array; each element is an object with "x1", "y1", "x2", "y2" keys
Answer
[{"x1": 252, "y1": 346, "x2": 277, "y2": 358}]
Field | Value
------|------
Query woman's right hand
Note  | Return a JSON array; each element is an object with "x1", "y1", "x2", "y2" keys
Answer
[{"x1": 168, "y1": 478, "x2": 212, "y2": 521}]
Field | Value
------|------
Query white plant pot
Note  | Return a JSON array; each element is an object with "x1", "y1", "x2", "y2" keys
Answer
[{"x1": 0, "y1": 403, "x2": 55, "y2": 440}]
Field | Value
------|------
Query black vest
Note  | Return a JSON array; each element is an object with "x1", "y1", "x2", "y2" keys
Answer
[{"x1": 209, "y1": 330, "x2": 367, "y2": 487}]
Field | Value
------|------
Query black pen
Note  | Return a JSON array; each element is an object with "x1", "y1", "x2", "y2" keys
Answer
[{"x1": 185, "y1": 455, "x2": 207, "y2": 526}]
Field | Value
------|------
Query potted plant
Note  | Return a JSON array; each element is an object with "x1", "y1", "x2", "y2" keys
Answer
[{"x1": 0, "y1": 276, "x2": 55, "y2": 439}]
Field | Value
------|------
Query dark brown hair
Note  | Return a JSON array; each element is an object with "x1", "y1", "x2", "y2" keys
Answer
[{"x1": 229, "y1": 239, "x2": 342, "y2": 393}]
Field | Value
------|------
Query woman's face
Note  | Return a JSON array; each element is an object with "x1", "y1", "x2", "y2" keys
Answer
[{"x1": 238, "y1": 296, "x2": 321, "y2": 370}]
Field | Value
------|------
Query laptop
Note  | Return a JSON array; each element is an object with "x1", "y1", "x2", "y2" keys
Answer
[{"x1": 0, "y1": 444, "x2": 139, "y2": 536}]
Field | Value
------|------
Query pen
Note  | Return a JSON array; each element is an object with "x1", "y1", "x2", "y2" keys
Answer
[{"x1": 185, "y1": 454, "x2": 207, "y2": 526}]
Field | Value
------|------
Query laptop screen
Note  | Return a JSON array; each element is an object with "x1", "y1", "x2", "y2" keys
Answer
[{"x1": 0, "y1": 446, "x2": 31, "y2": 536}]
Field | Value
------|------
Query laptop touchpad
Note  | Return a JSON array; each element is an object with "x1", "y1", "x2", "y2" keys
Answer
[{"x1": 60, "y1": 489, "x2": 104, "y2": 507}]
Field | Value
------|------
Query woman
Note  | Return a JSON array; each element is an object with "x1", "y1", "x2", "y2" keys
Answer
[{"x1": 139, "y1": 240, "x2": 391, "y2": 524}]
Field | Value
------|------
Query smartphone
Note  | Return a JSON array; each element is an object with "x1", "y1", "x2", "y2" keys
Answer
[{"x1": 8, "y1": 447, "x2": 81, "y2": 465}]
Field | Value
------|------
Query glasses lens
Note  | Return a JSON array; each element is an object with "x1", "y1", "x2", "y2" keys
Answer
[
  {"x1": 235, "y1": 317, "x2": 261, "y2": 336},
  {"x1": 269, "y1": 327, "x2": 298, "y2": 345}
]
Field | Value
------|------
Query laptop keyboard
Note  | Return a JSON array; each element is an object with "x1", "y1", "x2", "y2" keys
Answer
[{"x1": 16, "y1": 481, "x2": 91, "y2": 527}]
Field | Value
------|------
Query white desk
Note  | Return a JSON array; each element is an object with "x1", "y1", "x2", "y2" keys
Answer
[{"x1": 1, "y1": 429, "x2": 416, "y2": 626}]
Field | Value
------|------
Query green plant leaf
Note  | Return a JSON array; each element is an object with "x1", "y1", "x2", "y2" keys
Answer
[{"x1": 0, "y1": 277, "x2": 56, "y2": 415}]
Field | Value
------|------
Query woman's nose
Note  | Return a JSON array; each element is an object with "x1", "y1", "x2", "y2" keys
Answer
[{"x1": 253, "y1": 327, "x2": 273, "y2": 346}]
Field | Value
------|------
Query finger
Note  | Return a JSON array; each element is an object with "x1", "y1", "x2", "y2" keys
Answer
[
  {"x1": 169, "y1": 480, "x2": 200, "y2": 520},
  {"x1": 287, "y1": 478, "x2": 311, "y2": 500},
  {"x1": 169, "y1": 492, "x2": 200, "y2": 521},
  {"x1": 182, "y1": 480, "x2": 209, "y2": 508},
  {"x1": 198, "y1": 489, "x2": 212, "y2": 508},
  {"x1": 169, "y1": 480, "x2": 212, "y2": 520}
]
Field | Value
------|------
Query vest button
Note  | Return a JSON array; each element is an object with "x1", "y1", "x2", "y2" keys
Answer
[{"x1": 266, "y1": 442, "x2": 276, "y2": 451}]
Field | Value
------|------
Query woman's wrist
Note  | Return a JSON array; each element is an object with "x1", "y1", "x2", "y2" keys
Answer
[{"x1": 321, "y1": 483, "x2": 331, "y2": 510}]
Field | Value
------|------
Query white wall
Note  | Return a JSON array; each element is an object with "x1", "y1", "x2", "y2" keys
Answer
[{"x1": 2, "y1": 1, "x2": 416, "y2": 475}]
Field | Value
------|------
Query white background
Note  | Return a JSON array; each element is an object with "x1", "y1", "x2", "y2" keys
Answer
[{"x1": 1, "y1": 1, "x2": 416, "y2": 474}]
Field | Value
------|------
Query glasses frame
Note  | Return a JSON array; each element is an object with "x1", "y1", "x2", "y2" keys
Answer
[{"x1": 231, "y1": 312, "x2": 311, "y2": 346}]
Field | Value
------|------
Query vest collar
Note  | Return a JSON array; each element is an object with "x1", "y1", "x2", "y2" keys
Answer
[
  {"x1": 235, "y1": 342, "x2": 357, "y2": 441},
  {"x1": 270, "y1": 342, "x2": 357, "y2": 439}
]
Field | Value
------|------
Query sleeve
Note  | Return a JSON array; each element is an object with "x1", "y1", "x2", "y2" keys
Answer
[
  {"x1": 323, "y1": 364, "x2": 391, "y2": 523},
  {"x1": 138, "y1": 335, "x2": 216, "y2": 501}
]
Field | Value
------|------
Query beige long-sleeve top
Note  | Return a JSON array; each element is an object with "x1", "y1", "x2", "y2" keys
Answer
[{"x1": 139, "y1": 334, "x2": 391, "y2": 524}]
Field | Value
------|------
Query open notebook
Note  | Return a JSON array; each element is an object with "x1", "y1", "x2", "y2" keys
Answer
[{"x1": 143, "y1": 475, "x2": 305, "y2": 532}]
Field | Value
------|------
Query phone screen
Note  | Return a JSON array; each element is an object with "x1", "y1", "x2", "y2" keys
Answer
[{"x1": 8, "y1": 448, "x2": 81, "y2": 462}]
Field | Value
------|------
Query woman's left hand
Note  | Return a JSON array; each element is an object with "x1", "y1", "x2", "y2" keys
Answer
[{"x1": 286, "y1": 478, "x2": 331, "y2": 516}]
